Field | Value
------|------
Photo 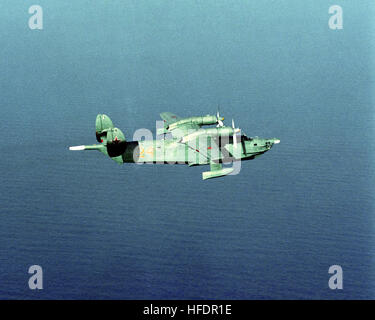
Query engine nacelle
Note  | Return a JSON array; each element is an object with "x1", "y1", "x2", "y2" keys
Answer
[
  {"x1": 106, "y1": 127, "x2": 127, "y2": 157},
  {"x1": 168, "y1": 115, "x2": 222, "y2": 130},
  {"x1": 180, "y1": 127, "x2": 235, "y2": 144}
]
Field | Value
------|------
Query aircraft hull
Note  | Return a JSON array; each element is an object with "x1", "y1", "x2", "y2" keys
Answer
[{"x1": 119, "y1": 139, "x2": 265, "y2": 165}]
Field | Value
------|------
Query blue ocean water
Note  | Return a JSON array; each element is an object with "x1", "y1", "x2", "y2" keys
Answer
[{"x1": 0, "y1": 0, "x2": 374, "y2": 299}]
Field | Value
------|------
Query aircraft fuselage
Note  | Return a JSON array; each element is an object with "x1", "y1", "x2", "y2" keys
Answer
[{"x1": 118, "y1": 136, "x2": 279, "y2": 165}]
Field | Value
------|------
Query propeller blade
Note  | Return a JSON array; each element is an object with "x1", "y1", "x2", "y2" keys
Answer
[
  {"x1": 216, "y1": 107, "x2": 224, "y2": 127},
  {"x1": 231, "y1": 119, "x2": 236, "y2": 148},
  {"x1": 231, "y1": 119, "x2": 241, "y2": 149}
]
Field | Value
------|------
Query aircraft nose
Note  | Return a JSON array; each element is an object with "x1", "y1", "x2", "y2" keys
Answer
[{"x1": 266, "y1": 138, "x2": 280, "y2": 149}]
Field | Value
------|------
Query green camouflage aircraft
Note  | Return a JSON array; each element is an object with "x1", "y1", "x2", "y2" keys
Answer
[{"x1": 69, "y1": 112, "x2": 280, "y2": 180}]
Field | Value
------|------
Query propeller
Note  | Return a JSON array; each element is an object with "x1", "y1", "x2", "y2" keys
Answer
[
  {"x1": 232, "y1": 119, "x2": 241, "y2": 149},
  {"x1": 216, "y1": 108, "x2": 224, "y2": 127}
]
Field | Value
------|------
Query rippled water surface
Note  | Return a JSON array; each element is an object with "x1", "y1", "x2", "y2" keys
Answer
[{"x1": 0, "y1": 0, "x2": 374, "y2": 299}]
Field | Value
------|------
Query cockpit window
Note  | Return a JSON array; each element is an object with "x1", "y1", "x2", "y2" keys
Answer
[
  {"x1": 227, "y1": 135, "x2": 253, "y2": 144},
  {"x1": 241, "y1": 135, "x2": 252, "y2": 141}
]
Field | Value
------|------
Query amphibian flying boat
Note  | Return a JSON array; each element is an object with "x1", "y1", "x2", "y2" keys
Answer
[{"x1": 69, "y1": 112, "x2": 280, "y2": 180}]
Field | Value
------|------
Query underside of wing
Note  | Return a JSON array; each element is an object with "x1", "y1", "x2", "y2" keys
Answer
[
  {"x1": 179, "y1": 133, "x2": 222, "y2": 162},
  {"x1": 206, "y1": 136, "x2": 223, "y2": 161},
  {"x1": 169, "y1": 123, "x2": 200, "y2": 139}
]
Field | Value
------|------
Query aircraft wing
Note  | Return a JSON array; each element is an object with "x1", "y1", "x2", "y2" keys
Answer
[
  {"x1": 181, "y1": 133, "x2": 222, "y2": 161},
  {"x1": 160, "y1": 112, "x2": 200, "y2": 139},
  {"x1": 197, "y1": 135, "x2": 234, "y2": 161},
  {"x1": 169, "y1": 123, "x2": 200, "y2": 139},
  {"x1": 160, "y1": 112, "x2": 181, "y2": 126}
]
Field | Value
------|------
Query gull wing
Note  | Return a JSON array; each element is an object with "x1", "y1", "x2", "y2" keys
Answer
[
  {"x1": 181, "y1": 133, "x2": 222, "y2": 161},
  {"x1": 160, "y1": 112, "x2": 200, "y2": 139},
  {"x1": 169, "y1": 123, "x2": 200, "y2": 139},
  {"x1": 160, "y1": 112, "x2": 181, "y2": 126}
]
